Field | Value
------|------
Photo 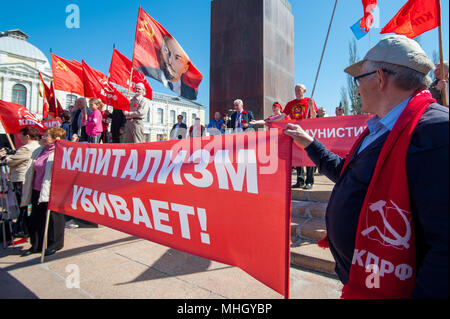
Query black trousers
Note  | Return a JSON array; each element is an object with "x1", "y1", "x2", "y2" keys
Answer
[
  {"x1": 28, "y1": 190, "x2": 65, "y2": 252},
  {"x1": 12, "y1": 181, "x2": 28, "y2": 236},
  {"x1": 296, "y1": 166, "x2": 314, "y2": 185}
]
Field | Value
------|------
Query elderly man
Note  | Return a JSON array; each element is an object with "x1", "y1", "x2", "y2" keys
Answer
[
  {"x1": 317, "y1": 107, "x2": 327, "y2": 118},
  {"x1": 123, "y1": 82, "x2": 150, "y2": 143},
  {"x1": 284, "y1": 35, "x2": 448, "y2": 298},
  {"x1": 207, "y1": 111, "x2": 225, "y2": 135},
  {"x1": 279, "y1": 84, "x2": 318, "y2": 190},
  {"x1": 335, "y1": 106, "x2": 345, "y2": 116},
  {"x1": 227, "y1": 99, "x2": 255, "y2": 133},
  {"x1": 429, "y1": 61, "x2": 449, "y2": 106}
]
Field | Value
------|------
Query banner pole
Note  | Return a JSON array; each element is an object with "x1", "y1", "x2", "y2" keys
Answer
[
  {"x1": 0, "y1": 116, "x2": 16, "y2": 150},
  {"x1": 437, "y1": 2, "x2": 448, "y2": 106},
  {"x1": 40, "y1": 209, "x2": 51, "y2": 263},
  {"x1": 308, "y1": 0, "x2": 338, "y2": 117}
]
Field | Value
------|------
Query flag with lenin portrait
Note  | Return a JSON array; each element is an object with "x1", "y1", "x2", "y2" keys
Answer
[{"x1": 132, "y1": 6, "x2": 203, "y2": 100}]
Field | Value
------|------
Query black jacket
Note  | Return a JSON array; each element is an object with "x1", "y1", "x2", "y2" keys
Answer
[
  {"x1": 304, "y1": 103, "x2": 449, "y2": 298},
  {"x1": 170, "y1": 122, "x2": 188, "y2": 139},
  {"x1": 227, "y1": 110, "x2": 255, "y2": 131}
]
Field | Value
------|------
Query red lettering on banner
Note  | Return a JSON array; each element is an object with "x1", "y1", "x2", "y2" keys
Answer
[{"x1": 49, "y1": 131, "x2": 293, "y2": 298}]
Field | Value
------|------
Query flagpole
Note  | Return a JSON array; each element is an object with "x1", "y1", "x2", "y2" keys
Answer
[
  {"x1": 0, "y1": 116, "x2": 16, "y2": 151},
  {"x1": 127, "y1": 6, "x2": 141, "y2": 100},
  {"x1": 308, "y1": 0, "x2": 338, "y2": 117},
  {"x1": 437, "y1": 1, "x2": 448, "y2": 106}
]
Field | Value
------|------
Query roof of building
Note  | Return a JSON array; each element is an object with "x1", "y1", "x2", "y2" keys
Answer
[{"x1": 0, "y1": 29, "x2": 50, "y2": 66}]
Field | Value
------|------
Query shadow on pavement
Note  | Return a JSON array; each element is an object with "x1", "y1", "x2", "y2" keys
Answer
[
  {"x1": 0, "y1": 268, "x2": 38, "y2": 298},
  {"x1": 115, "y1": 248, "x2": 213, "y2": 285},
  {"x1": 0, "y1": 236, "x2": 139, "y2": 272}
]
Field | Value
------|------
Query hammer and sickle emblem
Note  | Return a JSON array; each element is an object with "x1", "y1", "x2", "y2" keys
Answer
[
  {"x1": 139, "y1": 20, "x2": 156, "y2": 42},
  {"x1": 56, "y1": 60, "x2": 68, "y2": 71},
  {"x1": 361, "y1": 200, "x2": 412, "y2": 249}
]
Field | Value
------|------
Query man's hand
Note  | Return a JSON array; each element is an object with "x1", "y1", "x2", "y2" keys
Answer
[
  {"x1": 436, "y1": 80, "x2": 448, "y2": 91},
  {"x1": 123, "y1": 111, "x2": 129, "y2": 116},
  {"x1": 71, "y1": 134, "x2": 79, "y2": 142},
  {"x1": 284, "y1": 123, "x2": 314, "y2": 148},
  {"x1": 0, "y1": 148, "x2": 6, "y2": 158}
]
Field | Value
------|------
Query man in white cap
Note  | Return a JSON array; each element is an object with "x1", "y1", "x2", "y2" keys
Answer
[
  {"x1": 123, "y1": 82, "x2": 150, "y2": 143},
  {"x1": 284, "y1": 35, "x2": 448, "y2": 298}
]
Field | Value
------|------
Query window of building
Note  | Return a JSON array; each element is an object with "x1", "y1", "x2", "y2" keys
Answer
[
  {"x1": 170, "y1": 110, "x2": 176, "y2": 124},
  {"x1": 12, "y1": 84, "x2": 27, "y2": 106},
  {"x1": 181, "y1": 112, "x2": 187, "y2": 124},
  {"x1": 192, "y1": 113, "x2": 197, "y2": 122},
  {"x1": 157, "y1": 108, "x2": 164, "y2": 124},
  {"x1": 66, "y1": 94, "x2": 77, "y2": 108}
]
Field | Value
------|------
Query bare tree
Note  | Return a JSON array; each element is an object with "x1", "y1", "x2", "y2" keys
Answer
[{"x1": 340, "y1": 86, "x2": 349, "y2": 115}]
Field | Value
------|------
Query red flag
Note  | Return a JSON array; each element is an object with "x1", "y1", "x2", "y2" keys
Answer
[
  {"x1": 0, "y1": 100, "x2": 46, "y2": 134},
  {"x1": 132, "y1": 6, "x2": 202, "y2": 100},
  {"x1": 51, "y1": 53, "x2": 84, "y2": 96},
  {"x1": 381, "y1": 0, "x2": 441, "y2": 38},
  {"x1": 360, "y1": 0, "x2": 378, "y2": 32},
  {"x1": 109, "y1": 48, "x2": 153, "y2": 100},
  {"x1": 38, "y1": 72, "x2": 64, "y2": 117},
  {"x1": 82, "y1": 60, "x2": 130, "y2": 111}
]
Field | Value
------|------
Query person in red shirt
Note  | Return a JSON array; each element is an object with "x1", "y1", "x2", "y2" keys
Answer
[{"x1": 279, "y1": 84, "x2": 318, "y2": 189}]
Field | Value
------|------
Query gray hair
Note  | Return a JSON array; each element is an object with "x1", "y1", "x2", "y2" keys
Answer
[
  {"x1": 295, "y1": 84, "x2": 306, "y2": 91},
  {"x1": 366, "y1": 60, "x2": 432, "y2": 91},
  {"x1": 233, "y1": 99, "x2": 243, "y2": 106}
]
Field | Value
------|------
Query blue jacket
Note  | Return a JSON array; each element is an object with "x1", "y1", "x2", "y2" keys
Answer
[{"x1": 304, "y1": 103, "x2": 449, "y2": 298}]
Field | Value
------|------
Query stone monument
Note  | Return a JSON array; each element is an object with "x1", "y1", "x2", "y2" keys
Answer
[{"x1": 210, "y1": 0, "x2": 294, "y2": 120}]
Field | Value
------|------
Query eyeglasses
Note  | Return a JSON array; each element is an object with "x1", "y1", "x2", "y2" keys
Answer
[{"x1": 353, "y1": 68, "x2": 396, "y2": 87}]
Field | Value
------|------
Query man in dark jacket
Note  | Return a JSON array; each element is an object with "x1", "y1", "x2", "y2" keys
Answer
[
  {"x1": 285, "y1": 35, "x2": 448, "y2": 298},
  {"x1": 227, "y1": 99, "x2": 255, "y2": 133},
  {"x1": 107, "y1": 109, "x2": 127, "y2": 144},
  {"x1": 170, "y1": 114, "x2": 188, "y2": 140}
]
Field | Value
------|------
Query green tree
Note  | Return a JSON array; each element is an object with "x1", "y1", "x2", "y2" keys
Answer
[{"x1": 347, "y1": 39, "x2": 362, "y2": 114}]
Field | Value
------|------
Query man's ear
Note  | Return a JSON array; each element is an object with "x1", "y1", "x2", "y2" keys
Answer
[{"x1": 377, "y1": 68, "x2": 387, "y2": 90}]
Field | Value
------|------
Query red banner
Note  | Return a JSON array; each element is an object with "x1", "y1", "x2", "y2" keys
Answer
[
  {"x1": 51, "y1": 54, "x2": 84, "y2": 96},
  {"x1": 0, "y1": 100, "x2": 46, "y2": 134},
  {"x1": 271, "y1": 115, "x2": 372, "y2": 166},
  {"x1": 109, "y1": 48, "x2": 153, "y2": 100},
  {"x1": 380, "y1": 0, "x2": 440, "y2": 38},
  {"x1": 132, "y1": 6, "x2": 202, "y2": 100},
  {"x1": 82, "y1": 60, "x2": 130, "y2": 111},
  {"x1": 38, "y1": 72, "x2": 64, "y2": 117},
  {"x1": 48, "y1": 130, "x2": 292, "y2": 297}
]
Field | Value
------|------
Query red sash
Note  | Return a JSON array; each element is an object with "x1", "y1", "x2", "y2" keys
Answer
[{"x1": 320, "y1": 90, "x2": 436, "y2": 298}]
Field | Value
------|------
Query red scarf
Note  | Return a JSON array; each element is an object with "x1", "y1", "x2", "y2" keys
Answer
[{"x1": 319, "y1": 90, "x2": 436, "y2": 298}]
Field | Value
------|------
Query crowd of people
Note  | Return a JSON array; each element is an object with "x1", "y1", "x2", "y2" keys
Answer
[{"x1": 0, "y1": 34, "x2": 448, "y2": 298}]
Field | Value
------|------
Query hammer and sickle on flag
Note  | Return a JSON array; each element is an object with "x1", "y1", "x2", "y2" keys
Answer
[
  {"x1": 56, "y1": 60, "x2": 68, "y2": 72},
  {"x1": 139, "y1": 20, "x2": 156, "y2": 42}
]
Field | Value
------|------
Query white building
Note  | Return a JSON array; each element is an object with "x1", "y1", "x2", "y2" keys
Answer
[{"x1": 0, "y1": 29, "x2": 206, "y2": 140}]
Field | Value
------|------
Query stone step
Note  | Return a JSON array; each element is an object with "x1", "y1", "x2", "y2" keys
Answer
[
  {"x1": 290, "y1": 240, "x2": 336, "y2": 275},
  {"x1": 291, "y1": 189, "x2": 332, "y2": 202},
  {"x1": 295, "y1": 217, "x2": 327, "y2": 242},
  {"x1": 291, "y1": 200, "x2": 327, "y2": 219}
]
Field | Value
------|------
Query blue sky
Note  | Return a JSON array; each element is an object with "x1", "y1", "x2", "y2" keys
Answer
[{"x1": 1, "y1": 0, "x2": 448, "y2": 120}]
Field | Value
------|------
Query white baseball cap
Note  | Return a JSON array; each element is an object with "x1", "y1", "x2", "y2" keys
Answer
[{"x1": 344, "y1": 35, "x2": 435, "y2": 77}]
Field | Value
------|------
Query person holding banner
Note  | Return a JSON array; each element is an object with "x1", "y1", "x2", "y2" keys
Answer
[
  {"x1": 20, "y1": 127, "x2": 67, "y2": 257},
  {"x1": 284, "y1": 35, "x2": 449, "y2": 298},
  {"x1": 189, "y1": 118, "x2": 205, "y2": 138},
  {"x1": 250, "y1": 102, "x2": 286, "y2": 125},
  {"x1": 86, "y1": 99, "x2": 104, "y2": 144},
  {"x1": 123, "y1": 83, "x2": 150, "y2": 143}
]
